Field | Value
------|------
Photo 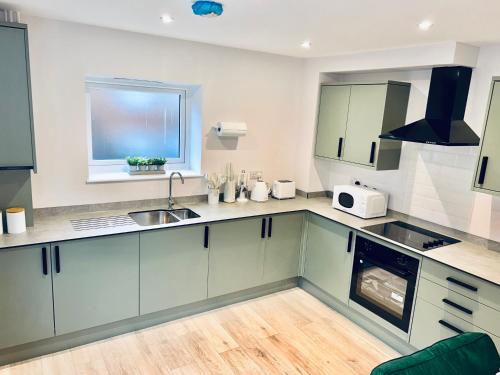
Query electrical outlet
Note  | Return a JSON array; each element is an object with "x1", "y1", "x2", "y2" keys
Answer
[
  {"x1": 351, "y1": 178, "x2": 361, "y2": 186},
  {"x1": 249, "y1": 171, "x2": 262, "y2": 180}
]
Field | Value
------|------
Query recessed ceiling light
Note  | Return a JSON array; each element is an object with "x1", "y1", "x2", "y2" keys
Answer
[
  {"x1": 301, "y1": 40, "x2": 312, "y2": 49},
  {"x1": 161, "y1": 14, "x2": 174, "y2": 24},
  {"x1": 418, "y1": 20, "x2": 433, "y2": 31}
]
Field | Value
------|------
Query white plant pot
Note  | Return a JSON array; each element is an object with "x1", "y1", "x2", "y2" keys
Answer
[
  {"x1": 208, "y1": 188, "x2": 220, "y2": 205},
  {"x1": 129, "y1": 165, "x2": 139, "y2": 172}
]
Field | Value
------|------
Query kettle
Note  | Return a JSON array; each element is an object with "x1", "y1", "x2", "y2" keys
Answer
[{"x1": 251, "y1": 180, "x2": 270, "y2": 202}]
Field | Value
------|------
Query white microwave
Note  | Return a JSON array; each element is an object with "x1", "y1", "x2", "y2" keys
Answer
[{"x1": 332, "y1": 185, "x2": 388, "y2": 219}]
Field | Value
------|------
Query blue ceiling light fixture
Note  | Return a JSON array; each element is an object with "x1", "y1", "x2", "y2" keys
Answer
[{"x1": 191, "y1": 1, "x2": 224, "y2": 17}]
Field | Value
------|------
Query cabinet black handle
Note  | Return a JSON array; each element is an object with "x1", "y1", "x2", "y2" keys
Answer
[
  {"x1": 347, "y1": 231, "x2": 354, "y2": 253},
  {"x1": 438, "y1": 320, "x2": 464, "y2": 335},
  {"x1": 42, "y1": 247, "x2": 48, "y2": 275},
  {"x1": 337, "y1": 137, "x2": 343, "y2": 158},
  {"x1": 446, "y1": 277, "x2": 478, "y2": 292},
  {"x1": 268, "y1": 217, "x2": 273, "y2": 238},
  {"x1": 54, "y1": 245, "x2": 61, "y2": 274},
  {"x1": 261, "y1": 218, "x2": 266, "y2": 239},
  {"x1": 442, "y1": 299, "x2": 473, "y2": 315},
  {"x1": 478, "y1": 156, "x2": 489, "y2": 185},
  {"x1": 204, "y1": 226, "x2": 209, "y2": 249},
  {"x1": 369, "y1": 142, "x2": 376, "y2": 164}
]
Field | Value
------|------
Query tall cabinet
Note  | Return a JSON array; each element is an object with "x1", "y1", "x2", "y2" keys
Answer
[
  {"x1": 315, "y1": 81, "x2": 410, "y2": 170},
  {"x1": 0, "y1": 23, "x2": 36, "y2": 170},
  {"x1": 473, "y1": 77, "x2": 500, "y2": 195}
]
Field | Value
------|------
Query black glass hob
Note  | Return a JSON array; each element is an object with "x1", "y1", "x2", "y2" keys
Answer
[{"x1": 362, "y1": 220, "x2": 460, "y2": 251}]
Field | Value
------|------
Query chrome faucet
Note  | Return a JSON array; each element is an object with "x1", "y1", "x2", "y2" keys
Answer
[{"x1": 168, "y1": 171, "x2": 184, "y2": 210}]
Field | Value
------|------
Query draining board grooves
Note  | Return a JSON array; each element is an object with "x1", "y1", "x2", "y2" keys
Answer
[{"x1": 70, "y1": 215, "x2": 135, "y2": 231}]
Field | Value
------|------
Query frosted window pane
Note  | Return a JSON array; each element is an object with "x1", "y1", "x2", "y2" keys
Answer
[{"x1": 89, "y1": 87, "x2": 181, "y2": 160}]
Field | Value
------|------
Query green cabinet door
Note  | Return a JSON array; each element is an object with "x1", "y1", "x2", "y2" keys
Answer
[
  {"x1": 0, "y1": 25, "x2": 35, "y2": 168},
  {"x1": 140, "y1": 225, "x2": 209, "y2": 315},
  {"x1": 52, "y1": 234, "x2": 139, "y2": 335},
  {"x1": 343, "y1": 84, "x2": 387, "y2": 166},
  {"x1": 303, "y1": 214, "x2": 354, "y2": 304},
  {"x1": 474, "y1": 80, "x2": 500, "y2": 193},
  {"x1": 315, "y1": 85, "x2": 351, "y2": 159},
  {"x1": 208, "y1": 217, "x2": 265, "y2": 298},
  {"x1": 263, "y1": 213, "x2": 304, "y2": 284},
  {"x1": 0, "y1": 245, "x2": 54, "y2": 349}
]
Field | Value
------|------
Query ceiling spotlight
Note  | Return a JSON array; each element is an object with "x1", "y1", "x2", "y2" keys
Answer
[
  {"x1": 161, "y1": 14, "x2": 174, "y2": 24},
  {"x1": 301, "y1": 40, "x2": 312, "y2": 49},
  {"x1": 418, "y1": 20, "x2": 433, "y2": 31}
]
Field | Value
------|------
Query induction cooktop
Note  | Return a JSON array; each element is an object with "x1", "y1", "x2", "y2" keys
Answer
[{"x1": 362, "y1": 220, "x2": 460, "y2": 251}]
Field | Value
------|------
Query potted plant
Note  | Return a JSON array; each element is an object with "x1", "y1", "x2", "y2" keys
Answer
[
  {"x1": 138, "y1": 157, "x2": 149, "y2": 171},
  {"x1": 151, "y1": 157, "x2": 167, "y2": 171},
  {"x1": 126, "y1": 156, "x2": 141, "y2": 172}
]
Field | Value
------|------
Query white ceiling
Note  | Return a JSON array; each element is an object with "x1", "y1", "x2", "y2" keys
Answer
[{"x1": 4, "y1": 0, "x2": 500, "y2": 57}]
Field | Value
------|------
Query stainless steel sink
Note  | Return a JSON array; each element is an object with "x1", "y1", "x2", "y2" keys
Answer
[
  {"x1": 169, "y1": 209, "x2": 201, "y2": 220},
  {"x1": 129, "y1": 208, "x2": 200, "y2": 226},
  {"x1": 129, "y1": 210, "x2": 180, "y2": 226}
]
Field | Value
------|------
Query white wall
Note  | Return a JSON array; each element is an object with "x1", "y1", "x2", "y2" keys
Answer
[
  {"x1": 26, "y1": 16, "x2": 303, "y2": 208},
  {"x1": 296, "y1": 44, "x2": 500, "y2": 242},
  {"x1": 24, "y1": 16, "x2": 500, "y2": 241}
]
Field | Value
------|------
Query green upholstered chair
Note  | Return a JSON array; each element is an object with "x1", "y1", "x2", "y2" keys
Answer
[{"x1": 371, "y1": 332, "x2": 500, "y2": 375}]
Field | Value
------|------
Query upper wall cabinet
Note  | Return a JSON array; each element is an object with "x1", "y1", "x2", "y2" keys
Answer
[
  {"x1": 473, "y1": 78, "x2": 500, "y2": 195},
  {"x1": 315, "y1": 81, "x2": 410, "y2": 170},
  {"x1": 0, "y1": 23, "x2": 36, "y2": 170}
]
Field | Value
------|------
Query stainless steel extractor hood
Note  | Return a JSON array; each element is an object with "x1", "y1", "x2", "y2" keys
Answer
[{"x1": 379, "y1": 66, "x2": 480, "y2": 146}]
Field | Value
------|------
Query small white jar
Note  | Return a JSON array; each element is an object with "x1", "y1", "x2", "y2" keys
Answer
[
  {"x1": 7, "y1": 207, "x2": 26, "y2": 234},
  {"x1": 0, "y1": 210, "x2": 3, "y2": 235},
  {"x1": 208, "y1": 188, "x2": 220, "y2": 206}
]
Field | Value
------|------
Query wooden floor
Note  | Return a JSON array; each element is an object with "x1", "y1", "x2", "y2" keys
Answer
[{"x1": 0, "y1": 288, "x2": 399, "y2": 375}]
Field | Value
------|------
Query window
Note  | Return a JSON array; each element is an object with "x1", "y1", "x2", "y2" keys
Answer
[{"x1": 86, "y1": 78, "x2": 194, "y2": 180}]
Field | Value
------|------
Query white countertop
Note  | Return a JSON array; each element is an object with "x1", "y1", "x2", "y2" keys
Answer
[{"x1": 1, "y1": 196, "x2": 499, "y2": 286}]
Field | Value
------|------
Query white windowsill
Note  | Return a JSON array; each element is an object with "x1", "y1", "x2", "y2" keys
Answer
[{"x1": 87, "y1": 170, "x2": 203, "y2": 184}]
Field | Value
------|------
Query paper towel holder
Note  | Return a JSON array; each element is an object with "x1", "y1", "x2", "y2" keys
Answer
[{"x1": 215, "y1": 122, "x2": 247, "y2": 137}]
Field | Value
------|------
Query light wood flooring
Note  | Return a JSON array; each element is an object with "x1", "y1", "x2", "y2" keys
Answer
[{"x1": 0, "y1": 288, "x2": 399, "y2": 375}]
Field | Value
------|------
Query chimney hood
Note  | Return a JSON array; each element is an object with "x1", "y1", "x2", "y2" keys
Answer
[{"x1": 379, "y1": 66, "x2": 480, "y2": 146}]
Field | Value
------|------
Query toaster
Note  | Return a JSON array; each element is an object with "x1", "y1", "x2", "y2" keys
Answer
[{"x1": 272, "y1": 180, "x2": 296, "y2": 200}]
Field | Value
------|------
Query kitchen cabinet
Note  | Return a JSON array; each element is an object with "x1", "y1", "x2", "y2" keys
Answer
[
  {"x1": 410, "y1": 298, "x2": 500, "y2": 352},
  {"x1": 314, "y1": 81, "x2": 410, "y2": 170},
  {"x1": 0, "y1": 245, "x2": 54, "y2": 349},
  {"x1": 474, "y1": 78, "x2": 500, "y2": 195},
  {"x1": 262, "y1": 213, "x2": 304, "y2": 284},
  {"x1": 303, "y1": 213, "x2": 354, "y2": 304},
  {"x1": 315, "y1": 85, "x2": 351, "y2": 159},
  {"x1": 140, "y1": 225, "x2": 209, "y2": 315},
  {"x1": 0, "y1": 23, "x2": 36, "y2": 170},
  {"x1": 52, "y1": 234, "x2": 139, "y2": 335},
  {"x1": 208, "y1": 217, "x2": 266, "y2": 297}
]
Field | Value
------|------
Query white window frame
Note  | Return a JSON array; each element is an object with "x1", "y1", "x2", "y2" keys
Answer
[{"x1": 85, "y1": 77, "x2": 190, "y2": 171}]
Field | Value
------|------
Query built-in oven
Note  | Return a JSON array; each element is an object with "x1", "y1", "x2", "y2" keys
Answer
[{"x1": 349, "y1": 235, "x2": 420, "y2": 333}]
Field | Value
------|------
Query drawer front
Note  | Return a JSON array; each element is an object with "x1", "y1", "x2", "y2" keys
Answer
[
  {"x1": 418, "y1": 277, "x2": 500, "y2": 337},
  {"x1": 410, "y1": 298, "x2": 500, "y2": 352},
  {"x1": 420, "y1": 258, "x2": 500, "y2": 311}
]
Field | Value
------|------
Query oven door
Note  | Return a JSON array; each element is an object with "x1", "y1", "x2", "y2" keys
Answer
[{"x1": 349, "y1": 239, "x2": 418, "y2": 333}]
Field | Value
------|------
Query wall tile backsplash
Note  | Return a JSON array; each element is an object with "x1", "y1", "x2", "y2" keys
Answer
[{"x1": 327, "y1": 142, "x2": 500, "y2": 242}]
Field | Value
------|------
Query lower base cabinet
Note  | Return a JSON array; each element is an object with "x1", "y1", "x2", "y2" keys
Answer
[
  {"x1": 0, "y1": 245, "x2": 54, "y2": 349},
  {"x1": 410, "y1": 298, "x2": 500, "y2": 351},
  {"x1": 140, "y1": 225, "x2": 209, "y2": 315},
  {"x1": 208, "y1": 217, "x2": 265, "y2": 298},
  {"x1": 52, "y1": 234, "x2": 139, "y2": 335},
  {"x1": 262, "y1": 213, "x2": 304, "y2": 284},
  {"x1": 303, "y1": 213, "x2": 354, "y2": 304}
]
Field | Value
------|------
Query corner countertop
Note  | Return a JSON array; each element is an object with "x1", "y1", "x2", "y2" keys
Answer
[{"x1": 1, "y1": 196, "x2": 499, "y2": 286}]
